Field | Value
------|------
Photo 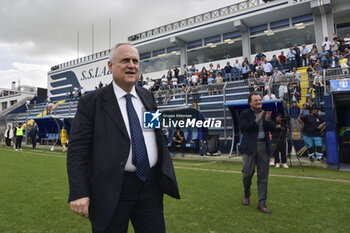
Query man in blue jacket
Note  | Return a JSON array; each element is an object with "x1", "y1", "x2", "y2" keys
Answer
[{"x1": 239, "y1": 92, "x2": 275, "y2": 214}]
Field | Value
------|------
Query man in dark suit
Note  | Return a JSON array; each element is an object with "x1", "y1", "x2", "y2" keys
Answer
[
  {"x1": 67, "y1": 43, "x2": 180, "y2": 233},
  {"x1": 239, "y1": 92, "x2": 274, "y2": 214}
]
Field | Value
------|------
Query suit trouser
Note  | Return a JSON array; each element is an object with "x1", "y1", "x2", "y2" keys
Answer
[
  {"x1": 92, "y1": 168, "x2": 165, "y2": 233},
  {"x1": 242, "y1": 141, "x2": 269, "y2": 205},
  {"x1": 31, "y1": 137, "x2": 37, "y2": 149},
  {"x1": 15, "y1": 136, "x2": 23, "y2": 149}
]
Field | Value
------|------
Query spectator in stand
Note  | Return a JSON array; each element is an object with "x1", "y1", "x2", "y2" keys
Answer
[
  {"x1": 289, "y1": 101, "x2": 301, "y2": 139},
  {"x1": 80, "y1": 86, "x2": 85, "y2": 97},
  {"x1": 167, "y1": 69, "x2": 173, "y2": 83},
  {"x1": 319, "y1": 46, "x2": 329, "y2": 68},
  {"x1": 164, "y1": 85, "x2": 173, "y2": 104},
  {"x1": 262, "y1": 60, "x2": 273, "y2": 76},
  {"x1": 69, "y1": 91, "x2": 74, "y2": 101},
  {"x1": 173, "y1": 66, "x2": 179, "y2": 78},
  {"x1": 290, "y1": 67, "x2": 301, "y2": 82},
  {"x1": 287, "y1": 46, "x2": 297, "y2": 69},
  {"x1": 307, "y1": 64, "x2": 315, "y2": 86},
  {"x1": 339, "y1": 55, "x2": 349, "y2": 74},
  {"x1": 243, "y1": 57, "x2": 250, "y2": 67},
  {"x1": 309, "y1": 50, "x2": 318, "y2": 67},
  {"x1": 293, "y1": 44, "x2": 301, "y2": 67},
  {"x1": 74, "y1": 87, "x2": 79, "y2": 100},
  {"x1": 311, "y1": 44, "x2": 319, "y2": 54},
  {"x1": 242, "y1": 62, "x2": 250, "y2": 79},
  {"x1": 200, "y1": 67, "x2": 208, "y2": 85},
  {"x1": 191, "y1": 83, "x2": 200, "y2": 104},
  {"x1": 98, "y1": 81, "x2": 103, "y2": 88},
  {"x1": 256, "y1": 50, "x2": 266, "y2": 61},
  {"x1": 207, "y1": 74, "x2": 215, "y2": 96},
  {"x1": 301, "y1": 44, "x2": 309, "y2": 67},
  {"x1": 253, "y1": 56, "x2": 261, "y2": 71},
  {"x1": 329, "y1": 51, "x2": 340, "y2": 69},
  {"x1": 332, "y1": 37, "x2": 340, "y2": 53},
  {"x1": 191, "y1": 71, "x2": 199, "y2": 86},
  {"x1": 224, "y1": 62, "x2": 233, "y2": 81},
  {"x1": 314, "y1": 61, "x2": 323, "y2": 72},
  {"x1": 344, "y1": 33, "x2": 350, "y2": 49},
  {"x1": 270, "y1": 55, "x2": 279, "y2": 69},
  {"x1": 160, "y1": 75, "x2": 168, "y2": 90},
  {"x1": 271, "y1": 67, "x2": 282, "y2": 96},
  {"x1": 215, "y1": 72, "x2": 224, "y2": 95},
  {"x1": 322, "y1": 36, "x2": 332, "y2": 54},
  {"x1": 208, "y1": 63, "x2": 214, "y2": 76},
  {"x1": 300, "y1": 103, "x2": 310, "y2": 117},
  {"x1": 171, "y1": 75, "x2": 178, "y2": 89},
  {"x1": 278, "y1": 80, "x2": 288, "y2": 101},
  {"x1": 278, "y1": 51, "x2": 287, "y2": 69},
  {"x1": 143, "y1": 78, "x2": 152, "y2": 90},
  {"x1": 216, "y1": 64, "x2": 222, "y2": 77},
  {"x1": 298, "y1": 105, "x2": 326, "y2": 162},
  {"x1": 4, "y1": 125, "x2": 13, "y2": 147},
  {"x1": 233, "y1": 59, "x2": 242, "y2": 80},
  {"x1": 263, "y1": 89, "x2": 276, "y2": 100},
  {"x1": 183, "y1": 64, "x2": 189, "y2": 76},
  {"x1": 190, "y1": 64, "x2": 196, "y2": 73},
  {"x1": 343, "y1": 47, "x2": 350, "y2": 59}
]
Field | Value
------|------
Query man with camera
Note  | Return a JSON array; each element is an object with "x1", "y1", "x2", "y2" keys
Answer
[{"x1": 272, "y1": 113, "x2": 289, "y2": 168}]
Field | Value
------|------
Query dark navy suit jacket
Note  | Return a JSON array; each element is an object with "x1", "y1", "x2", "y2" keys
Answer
[
  {"x1": 238, "y1": 108, "x2": 275, "y2": 156},
  {"x1": 67, "y1": 83, "x2": 180, "y2": 230}
]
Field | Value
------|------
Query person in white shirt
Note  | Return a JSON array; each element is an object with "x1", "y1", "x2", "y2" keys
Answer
[
  {"x1": 263, "y1": 90, "x2": 276, "y2": 100},
  {"x1": 191, "y1": 73, "x2": 198, "y2": 86},
  {"x1": 301, "y1": 44, "x2": 309, "y2": 67},
  {"x1": 344, "y1": 34, "x2": 350, "y2": 47},
  {"x1": 322, "y1": 37, "x2": 332, "y2": 53},
  {"x1": 171, "y1": 76, "x2": 178, "y2": 88},
  {"x1": 262, "y1": 61, "x2": 273, "y2": 76},
  {"x1": 161, "y1": 75, "x2": 168, "y2": 90}
]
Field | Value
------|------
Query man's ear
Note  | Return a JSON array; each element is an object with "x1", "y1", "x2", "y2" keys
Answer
[{"x1": 108, "y1": 61, "x2": 113, "y2": 72}]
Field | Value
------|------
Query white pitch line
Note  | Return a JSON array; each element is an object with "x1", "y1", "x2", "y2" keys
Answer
[
  {"x1": 192, "y1": 161, "x2": 218, "y2": 166},
  {"x1": 174, "y1": 166, "x2": 350, "y2": 183},
  {"x1": 0, "y1": 147, "x2": 66, "y2": 158}
]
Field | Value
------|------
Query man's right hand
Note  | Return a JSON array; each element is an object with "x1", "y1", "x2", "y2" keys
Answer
[
  {"x1": 257, "y1": 110, "x2": 265, "y2": 121},
  {"x1": 70, "y1": 197, "x2": 90, "y2": 218}
]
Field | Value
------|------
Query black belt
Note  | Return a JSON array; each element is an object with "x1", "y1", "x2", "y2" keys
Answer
[{"x1": 256, "y1": 138, "x2": 266, "y2": 142}]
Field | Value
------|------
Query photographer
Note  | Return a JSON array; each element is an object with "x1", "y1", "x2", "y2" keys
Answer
[{"x1": 272, "y1": 114, "x2": 289, "y2": 168}]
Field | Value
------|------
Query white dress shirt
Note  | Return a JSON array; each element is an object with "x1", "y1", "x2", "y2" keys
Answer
[{"x1": 112, "y1": 81, "x2": 158, "y2": 172}]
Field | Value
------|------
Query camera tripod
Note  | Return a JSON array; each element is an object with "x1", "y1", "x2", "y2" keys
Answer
[{"x1": 272, "y1": 126, "x2": 304, "y2": 171}]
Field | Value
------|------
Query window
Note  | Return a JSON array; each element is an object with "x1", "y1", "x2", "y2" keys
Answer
[
  {"x1": 188, "y1": 40, "x2": 242, "y2": 65},
  {"x1": 250, "y1": 24, "x2": 268, "y2": 36},
  {"x1": 270, "y1": 19, "x2": 290, "y2": 30},
  {"x1": 140, "y1": 54, "x2": 180, "y2": 74},
  {"x1": 204, "y1": 35, "x2": 221, "y2": 45},
  {"x1": 187, "y1": 39, "x2": 203, "y2": 49},
  {"x1": 250, "y1": 25, "x2": 315, "y2": 54}
]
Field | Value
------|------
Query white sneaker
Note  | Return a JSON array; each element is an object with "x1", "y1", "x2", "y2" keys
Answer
[
  {"x1": 269, "y1": 160, "x2": 275, "y2": 166},
  {"x1": 282, "y1": 163, "x2": 289, "y2": 168},
  {"x1": 15, "y1": 149, "x2": 18, "y2": 151},
  {"x1": 275, "y1": 163, "x2": 280, "y2": 168},
  {"x1": 19, "y1": 149, "x2": 22, "y2": 151}
]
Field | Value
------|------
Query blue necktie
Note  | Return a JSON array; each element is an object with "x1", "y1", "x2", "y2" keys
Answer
[{"x1": 124, "y1": 94, "x2": 150, "y2": 182}]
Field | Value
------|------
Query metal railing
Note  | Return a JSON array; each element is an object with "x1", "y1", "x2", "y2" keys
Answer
[{"x1": 128, "y1": 0, "x2": 268, "y2": 42}]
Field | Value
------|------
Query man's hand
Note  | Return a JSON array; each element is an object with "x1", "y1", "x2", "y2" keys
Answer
[
  {"x1": 70, "y1": 197, "x2": 90, "y2": 218},
  {"x1": 257, "y1": 110, "x2": 265, "y2": 121},
  {"x1": 265, "y1": 111, "x2": 272, "y2": 122}
]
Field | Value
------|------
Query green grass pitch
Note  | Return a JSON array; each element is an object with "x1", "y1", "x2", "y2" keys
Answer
[{"x1": 0, "y1": 146, "x2": 350, "y2": 233}]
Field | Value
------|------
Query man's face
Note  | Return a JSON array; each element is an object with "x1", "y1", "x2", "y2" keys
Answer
[
  {"x1": 108, "y1": 45, "x2": 140, "y2": 89},
  {"x1": 311, "y1": 109, "x2": 318, "y2": 116},
  {"x1": 249, "y1": 94, "x2": 262, "y2": 110}
]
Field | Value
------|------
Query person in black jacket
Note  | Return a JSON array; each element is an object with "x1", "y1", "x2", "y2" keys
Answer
[
  {"x1": 239, "y1": 92, "x2": 275, "y2": 214},
  {"x1": 28, "y1": 125, "x2": 39, "y2": 149}
]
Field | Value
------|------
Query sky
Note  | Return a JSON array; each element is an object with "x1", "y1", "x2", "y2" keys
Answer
[{"x1": 0, "y1": 0, "x2": 239, "y2": 89}]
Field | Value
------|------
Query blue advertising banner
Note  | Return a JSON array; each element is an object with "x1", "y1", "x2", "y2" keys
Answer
[{"x1": 330, "y1": 79, "x2": 350, "y2": 92}]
